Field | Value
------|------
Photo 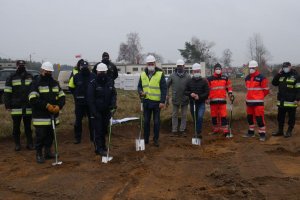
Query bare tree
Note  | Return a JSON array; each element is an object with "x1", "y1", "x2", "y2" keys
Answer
[
  {"x1": 117, "y1": 32, "x2": 143, "y2": 64},
  {"x1": 221, "y1": 49, "x2": 233, "y2": 67},
  {"x1": 248, "y1": 33, "x2": 271, "y2": 70}
]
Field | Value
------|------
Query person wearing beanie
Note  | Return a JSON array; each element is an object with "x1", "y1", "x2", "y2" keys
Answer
[{"x1": 207, "y1": 63, "x2": 233, "y2": 137}]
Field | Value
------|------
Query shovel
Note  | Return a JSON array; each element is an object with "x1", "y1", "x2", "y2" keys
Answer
[
  {"x1": 227, "y1": 95, "x2": 235, "y2": 138},
  {"x1": 51, "y1": 115, "x2": 62, "y2": 166},
  {"x1": 102, "y1": 116, "x2": 113, "y2": 163},
  {"x1": 136, "y1": 102, "x2": 145, "y2": 151},
  {"x1": 192, "y1": 101, "x2": 201, "y2": 146}
]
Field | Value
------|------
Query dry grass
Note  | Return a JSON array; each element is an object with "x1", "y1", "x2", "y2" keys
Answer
[{"x1": 0, "y1": 77, "x2": 287, "y2": 138}]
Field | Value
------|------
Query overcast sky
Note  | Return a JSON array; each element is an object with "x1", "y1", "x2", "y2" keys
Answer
[{"x1": 1, "y1": 0, "x2": 300, "y2": 66}]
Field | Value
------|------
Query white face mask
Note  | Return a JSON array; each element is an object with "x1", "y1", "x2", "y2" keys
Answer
[
  {"x1": 215, "y1": 69, "x2": 221, "y2": 74},
  {"x1": 283, "y1": 67, "x2": 291, "y2": 73},
  {"x1": 148, "y1": 66, "x2": 155, "y2": 72},
  {"x1": 249, "y1": 68, "x2": 256, "y2": 74},
  {"x1": 194, "y1": 73, "x2": 201, "y2": 78}
]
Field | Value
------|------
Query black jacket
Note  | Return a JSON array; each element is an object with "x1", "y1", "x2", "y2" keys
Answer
[
  {"x1": 184, "y1": 76, "x2": 209, "y2": 104},
  {"x1": 92, "y1": 60, "x2": 118, "y2": 80},
  {"x1": 29, "y1": 75, "x2": 66, "y2": 126},
  {"x1": 272, "y1": 69, "x2": 300, "y2": 104},
  {"x1": 137, "y1": 67, "x2": 167, "y2": 105},
  {"x1": 87, "y1": 75, "x2": 117, "y2": 117},
  {"x1": 70, "y1": 71, "x2": 96, "y2": 105},
  {"x1": 4, "y1": 70, "x2": 33, "y2": 115}
]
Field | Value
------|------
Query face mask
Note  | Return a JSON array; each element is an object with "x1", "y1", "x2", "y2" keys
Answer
[
  {"x1": 215, "y1": 69, "x2": 221, "y2": 75},
  {"x1": 177, "y1": 66, "x2": 184, "y2": 73},
  {"x1": 194, "y1": 73, "x2": 201, "y2": 78},
  {"x1": 44, "y1": 73, "x2": 52, "y2": 78},
  {"x1": 148, "y1": 66, "x2": 155, "y2": 72},
  {"x1": 81, "y1": 67, "x2": 90, "y2": 74},
  {"x1": 283, "y1": 68, "x2": 291, "y2": 73},
  {"x1": 249, "y1": 69, "x2": 256, "y2": 74},
  {"x1": 17, "y1": 66, "x2": 25, "y2": 74},
  {"x1": 102, "y1": 58, "x2": 109, "y2": 65}
]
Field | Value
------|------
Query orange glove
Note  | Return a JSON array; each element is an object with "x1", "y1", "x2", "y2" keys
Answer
[
  {"x1": 53, "y1": 105, "x2": 60, "y2": 114},
  {"x1": 46, "y1": 104, "x2": 56, "y2": 113}
]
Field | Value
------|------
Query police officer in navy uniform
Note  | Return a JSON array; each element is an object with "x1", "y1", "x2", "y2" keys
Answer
[
  {"x1": 87, "y1": 63, "x2": 117, "y2": 156},
  {"x1": 272, "y1": 62, "x2": 300, "y2": 137},
  {"x1": 4, "y1": 60, "x2": 34, "y2": 151},
  {"x1": 29, "y1": 62, "x2": 65, "y2": 163},
  {"x1": 69, "y1": 60, "x2": 96, "y2": 144}
]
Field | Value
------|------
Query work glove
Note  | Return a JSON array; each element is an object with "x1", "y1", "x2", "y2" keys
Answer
[
  {"x1": 46, "y1": 104, "x2": 56, "y2": 113},
  {"x1": 52, "y1": 105, "x2": 60, "y2": 114}
]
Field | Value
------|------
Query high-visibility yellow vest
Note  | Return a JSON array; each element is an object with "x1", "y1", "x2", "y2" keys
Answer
[
  {"x1": 141, "y1": 71, "x2": 162, "y2": 101},
  {"x1": 68, "y1": 68, "x2": 79, "y2": 88}
]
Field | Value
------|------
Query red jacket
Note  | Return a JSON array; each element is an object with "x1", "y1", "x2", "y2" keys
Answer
[
  {"x1": 245, "y1": 70, "x2": 269, "y2": 106},
  {"x1": 207, "y1": 73, "x2": 232, "y2": 104}
]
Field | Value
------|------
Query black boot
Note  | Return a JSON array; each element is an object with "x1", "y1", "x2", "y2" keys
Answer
[
  {"x1": 15, "y1": 143, "x2": 21, "y2": 151},
  {"x1": 243, "y1": 130, "x2": 255, "y2": 138},
  {"x1": 36, "y1": 150, "x2": 45, "y2": 164},
  {"x1": 272, "y1": 125, "x2": 284, "y2": 137},
  {"x1": 14, "y1": 134, "x2": 21, "y2": 151},
  {"x1": 44, "y1": 148, "x2": 55, "y2": 159},
  {"x1": 284, "y1": 127, "x2": 293, "y2": 138},
  {"x1": 26, "y1": 143, "x2": 35, "y2": 150}
]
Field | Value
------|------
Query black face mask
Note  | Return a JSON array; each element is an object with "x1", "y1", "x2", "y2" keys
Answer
[
  {"x1": 177, "y1": 66, "x2": 184, "y2": 73},
  {"x1": 44, "y1": 73, "x2": 52, "y2": 78},
  {"x1": 102, "y1": 58, "x2": 109, "y2": 65},
  {"x1": 16, "y1": 66, "x2": 26, "y2": 74},
  {"x1": 97, "y1": 73, "x2": 107, "y2": 83},
  {"x1": 81, "y1": 67, "x2": 90, "y2": 75}
]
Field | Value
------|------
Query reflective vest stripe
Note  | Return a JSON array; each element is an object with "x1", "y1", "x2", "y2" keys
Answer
[
  {"x1": 11, "y1": 108, "x2": 22, "y2": 115},
  {"x1": 38, "y1": 86, "x2": 50, "y2": 93},
  {"x1": 295, "y1": 83, "x2": 300, "y2": 88},
  {"x1": 32, "y1": 118, "x2": 60, "y2": 126},
  {"x1": 26, "y1": 108, "x2": 32, "y2": 115},
  {"x1": 52, "y1": 86, "x2": 59, "y2": 92},
  {"x1": 210, "y1": 98, "x2": 226, "y2": 101},
  {"x1": 29, "y1": 91, "x2": 40, "y2": 100},
  {"x1": 58, "y1": 91, "x2": 65, "y2": 97},
  {"x1": 287, "y1": 85, "x2": 294, "y2": 88},
  {"x1": 246, "y1": 100, "x2": 264, "y2": 103},
  {"x1": 247, "y1": 87, "x2": 269, "y2": 91},
  {"x1": 12, "y1": 79, "x2": 22, "y2": 86},
  {"x1": 210, "y1": 86, "x2": 226, "y2": 90},
  {"x1": 277, "y1": 101, "x2": 297, "y2": 107},
  {"x1": 25, "y1": 80, "x2": 32, "y2": 85},
  {"x1": 4, "y1": 86, "x2": 12, "y2": 93}
]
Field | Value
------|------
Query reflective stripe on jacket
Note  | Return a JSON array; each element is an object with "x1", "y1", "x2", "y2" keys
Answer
[
  {"x1": 207, "y1": 73, "x2": 232, "y2": 104},
  {"x1": 245, "y1": 70, "x2": 269, "y2": 106}
]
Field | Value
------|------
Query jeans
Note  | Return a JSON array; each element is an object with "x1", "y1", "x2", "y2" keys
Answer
[
  {"x1": 190, "y1": 101, "x2": 206, "y2": 134},
  {"x1": 143, "y1": 101, "x2": 160, "y2": 143},
  {"x1": 172, "y1": 104, "x2": 188, "y2": 132}
]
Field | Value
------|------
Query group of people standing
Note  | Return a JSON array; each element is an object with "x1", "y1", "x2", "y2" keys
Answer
[{"x1": 3, "y1": 53, "x2": 300, "y2": 164}]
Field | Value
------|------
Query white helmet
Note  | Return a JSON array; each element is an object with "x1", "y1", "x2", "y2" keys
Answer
[
  {"x1": 146, "y1": 55, "x2": 156, "y2": 63},
  {"x1": 41, "y1": 62, "x2": 54, "y2": 72},
  {"x1": 96, "y1": 63, "x2": 108, "y2": 72},
  {"x1": 248, "y1": 60, "x2": 258, "y2": 68},
  {"x1": 176, "y1": 59, "x2": 185, "y2": 66},
  {"x1": 192, "y1": 63, "x2": 201, "y2": 70}
]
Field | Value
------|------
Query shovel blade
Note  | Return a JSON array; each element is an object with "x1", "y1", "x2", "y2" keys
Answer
[
  {"x1": 52, "y1": 161, "x2": 63, "y2": 166},
  {"x1": 192, "y1": 138, "x2": 201, "y2": 146},
  {"x1": 135, "y1": 139, "x2": 145, "y2": 151},
  {"x1": 102, "y1": 156, "x2": 113, "y2": 163}
]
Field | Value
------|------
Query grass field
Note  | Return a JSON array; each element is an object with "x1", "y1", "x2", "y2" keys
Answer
[{"x1": 0, "y1": 77, "x2": 281, "y2": 139}]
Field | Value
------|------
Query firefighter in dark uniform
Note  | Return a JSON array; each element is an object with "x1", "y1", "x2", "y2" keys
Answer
[
  {"x1": 272, "y1": 62, "x2": 300, "y2": 138},
  {"x1": 69, "y1": 60, "x2": 96, "y2": 144},
  {"x1": 87, "y1": 63, "x2": 117, "y2": 156},
  {"x1": 92, "y1": 52, "x2": 118, "y2": 81},
  {"x1": 4, "y1": 60, "x2": 34, "y2": 151},
  {"x1": 29, "y1": 62, "x2": 66, "y2": 163}
]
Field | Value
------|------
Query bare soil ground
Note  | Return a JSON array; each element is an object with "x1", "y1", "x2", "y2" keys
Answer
[{"x1": 0, "y1": 115, "x2": 300, "y2": 200}]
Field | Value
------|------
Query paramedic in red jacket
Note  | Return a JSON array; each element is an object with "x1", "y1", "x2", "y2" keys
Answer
[
  {"x1": 244, "y1": 60, "x2": 269, "y2": 141},
  {"x1": 207, "y1": 63, "x2": 233, "y2": 137}
]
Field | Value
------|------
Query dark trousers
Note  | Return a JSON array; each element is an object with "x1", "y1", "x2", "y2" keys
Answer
[
  {"x1": 35, "y1": 126, "x2": 54, "y2": 151},
  {"x1": 94, "y1": 110, "x2": 110, "y2": 151},
  {"x1": 74, "y1": 104, "x2": 93, "y2": 141},
  {"x1": 11, "y1": 115, "x2": 33, "y2": 145},
  {"x1": 190, "y1": 101, "x2": 206, "y2": 134},
  {"x1": 143, "y1": 102, "x2": 160, "y2": 143},
  {"x1": 277, "y1": 107, "x2": 296, "y2": 129}
]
